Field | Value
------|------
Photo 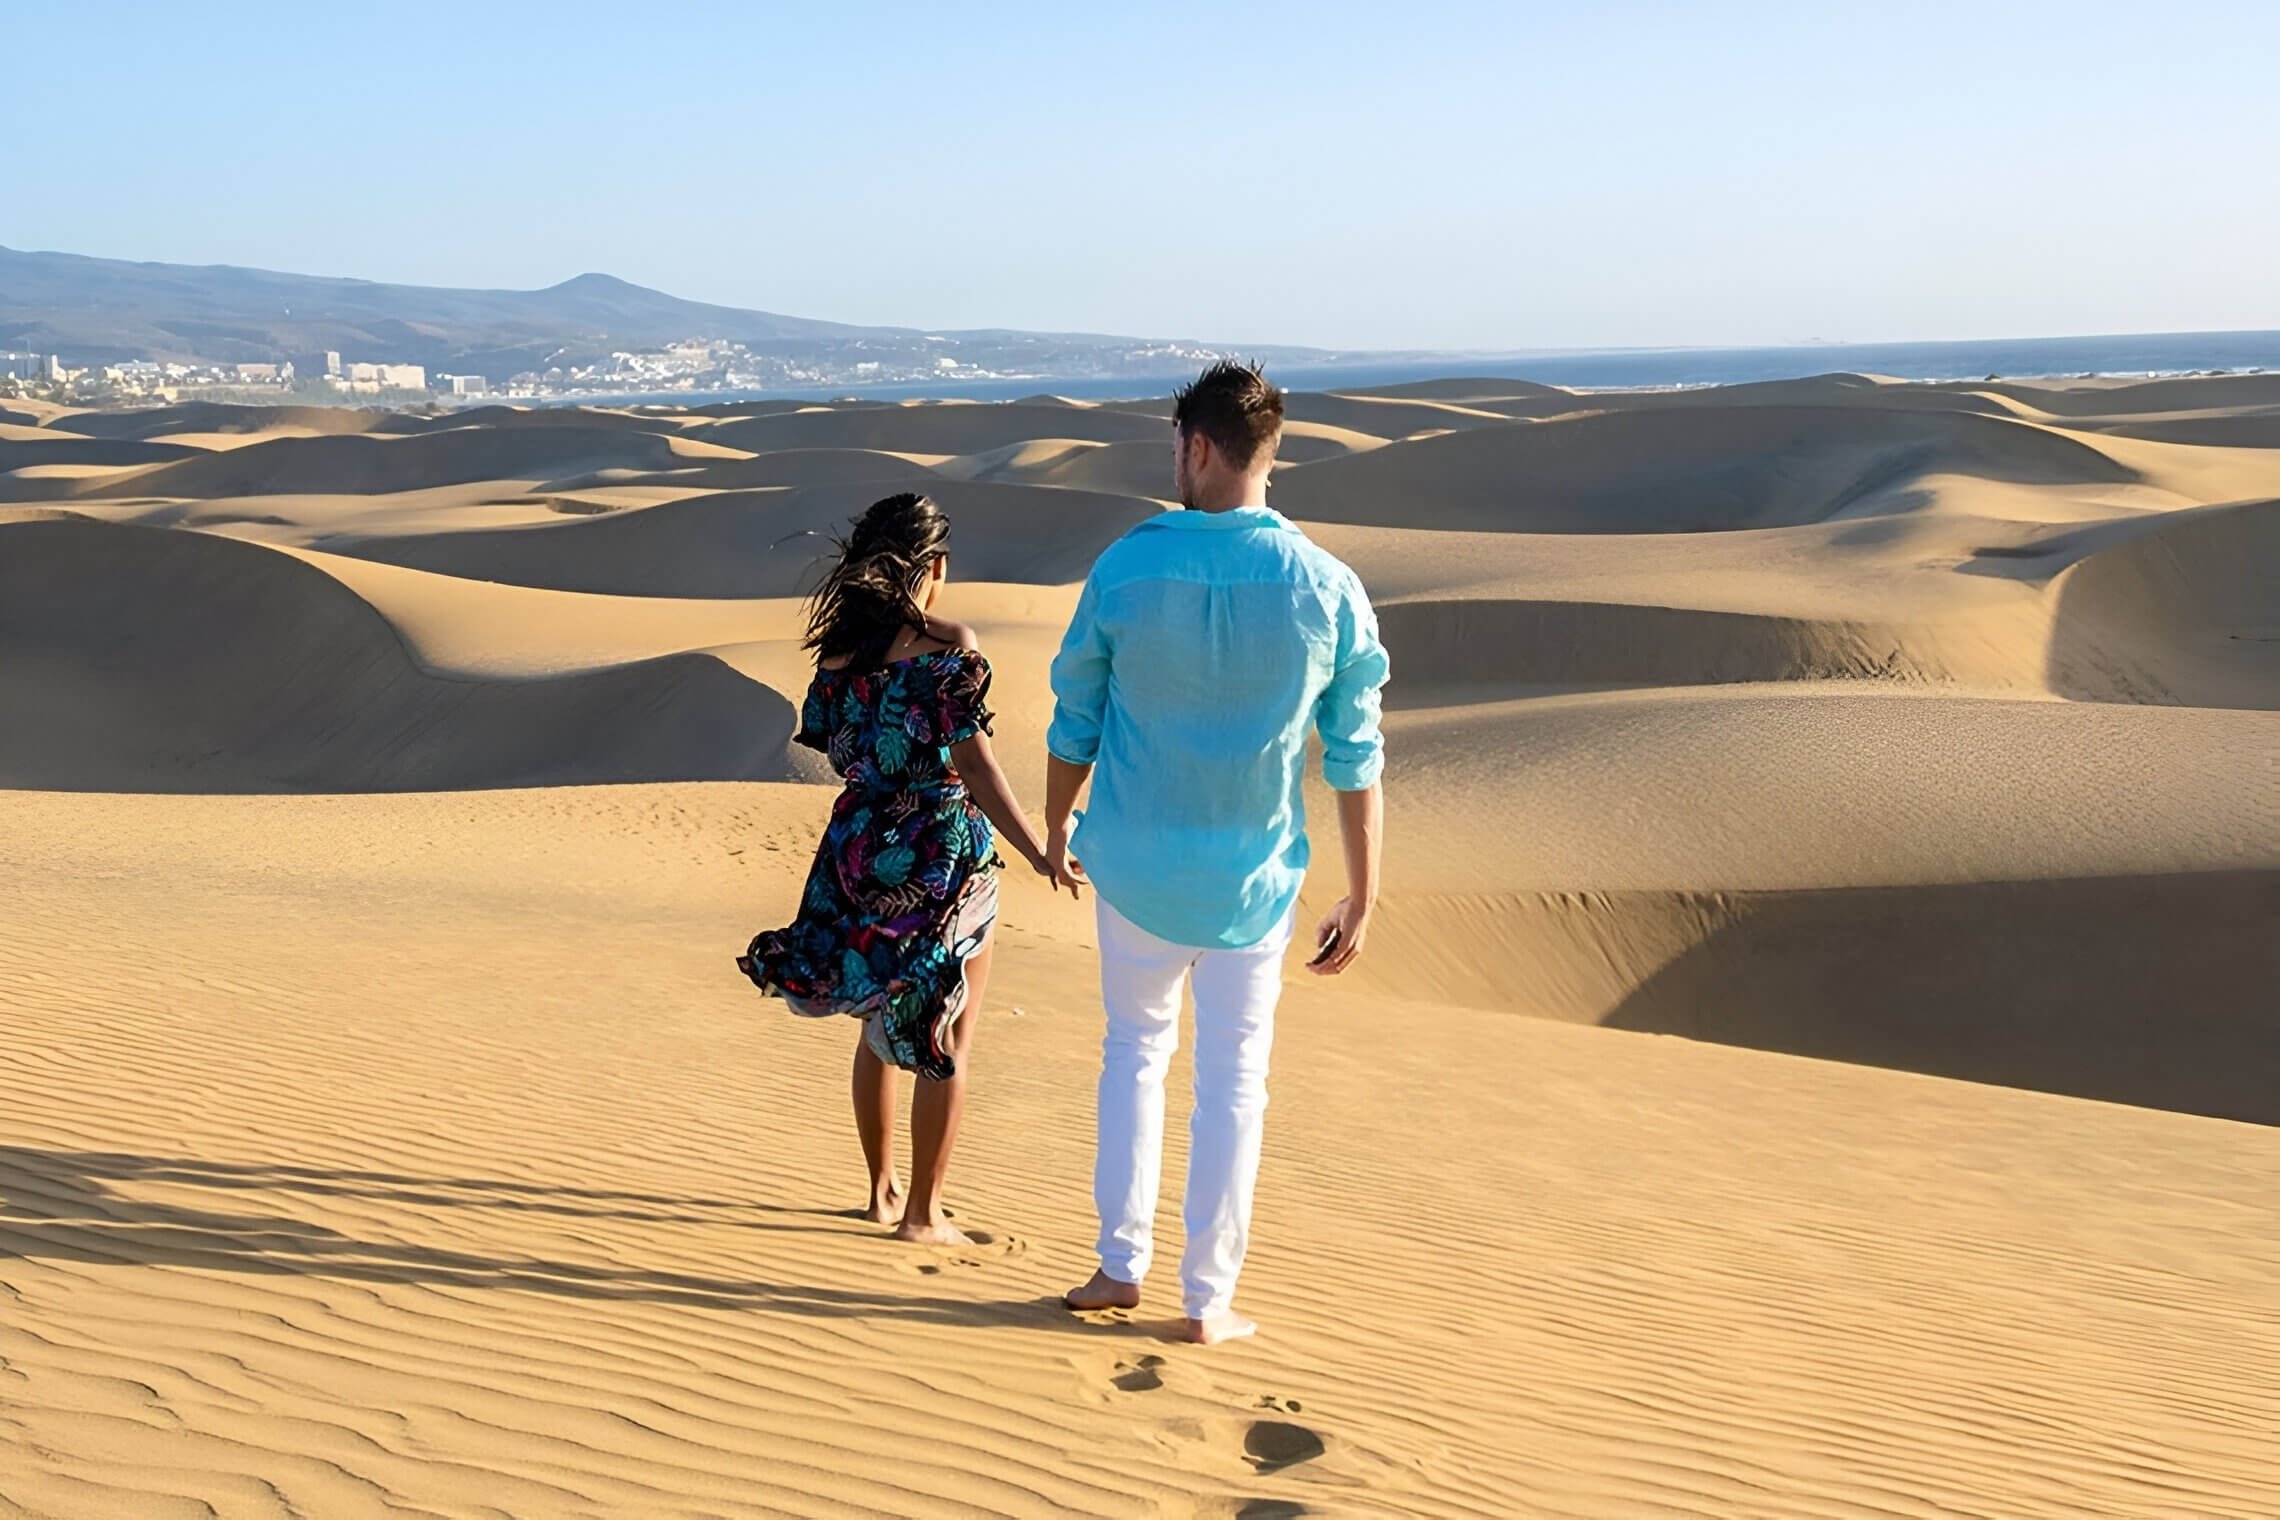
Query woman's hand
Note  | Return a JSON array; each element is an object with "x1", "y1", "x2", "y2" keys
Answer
[
  {"x1": 954, "y1": 729, "x2": 1083, "y2": 900},
  {"x1": 1039, "y1": 828, "x2": 1087, "y2": 899}
]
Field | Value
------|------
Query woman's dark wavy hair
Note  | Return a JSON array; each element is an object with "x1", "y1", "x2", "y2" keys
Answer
[{"x1": 802, "y1": 492, "x2": 951, "y2": 665}]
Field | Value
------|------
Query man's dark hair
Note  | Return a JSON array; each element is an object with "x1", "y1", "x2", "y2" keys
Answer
[{"x1": 1172, "y1": 360, "x2": 1284, "y2": 470}]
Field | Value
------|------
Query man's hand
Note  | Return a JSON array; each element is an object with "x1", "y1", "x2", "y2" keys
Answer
[
  {"x1": 1309, "y1": 782, "x2": 1382, "y2": 976},
  {"x1": 1306, "y1": 895, "x2": 1371, "y2": 975},
  {"x1": 1041, "y1": 827, "x2": 1088, "y2": 899}
]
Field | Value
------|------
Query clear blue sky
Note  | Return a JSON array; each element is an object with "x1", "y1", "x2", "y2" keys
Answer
[{"x1": 8, "y1": 2, "x2": 2276, "y2": 351}]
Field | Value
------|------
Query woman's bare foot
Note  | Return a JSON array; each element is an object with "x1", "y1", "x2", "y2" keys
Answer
[
  {"x1": 1064, "y1": 1268, "x2": 1142, "y2": 1312},
  {"x1": 1182, "y1": 1310, "x2": 1258, "y2": 1345},
  {"x1": 861, "y1": 1179, "x2": 905, "y2": 1225},
  {"x1": 893, "y1": 1214, "x2": 973, "y2": 1247}
]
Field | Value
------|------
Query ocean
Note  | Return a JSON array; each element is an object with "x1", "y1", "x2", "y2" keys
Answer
[{"x1": 538, "y1": 329, "x2": 2280, "y2": 407}]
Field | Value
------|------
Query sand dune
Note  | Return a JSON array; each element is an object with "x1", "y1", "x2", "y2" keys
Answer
[
  {"x1": 0, "y1": 517, "x2": 806, "y2": 791},
  {"x1": 1270, "y1": 404, "x2": 2143, "y2": 532},
  {"x1": 1101, "y1": 389, "x2": 1522, "y2": 440},
  {"x1": 49, "y1": 400, "x2": 409, "y2": 440},
  {"x1": 57, "y1": 424, "x2": 747, "y2": 501},
  {"x1": 1322, "y1": 491, "x2": 2276, "y2": 708},
  {"x1": 3, "y1": 374, "x2": 2275, "y2": 1516},
  {"x1": 2054, "y1": 408, "x2": 2280, "y2": 448},
  {"x1": 1500, "y1": 372, "x2": 2030, "y2": 420},
  {"x1": 1335, "y1": 375, "x2": 1574, "y2": 403},
  {"x1": 633, "y1": 446, "x2": 948, "y2": 489},
  {"x1": 933, "y1": 438, "x2": 1175, "y2": 496},
  {"x1": 381, "y1": 402, "x2": 704, "y2": 434},
  {"x1": 1352, "y1": 681, "x2": 2277, "y2": 1120},
  {"x1": 1353, "y1": 865, "x2": 2275, "y2": 1122},
  {"x1": 1375, "y1": 685, "x2": 2274, "y2": 893},
  {"x1": 1277, "y1": 392, "x2": 1523, "y2": 438},
  {"x1": 0, "y1": 432, "x2": 207, "y2": 476},
  {"x1": 936, "y1": 427, "x2": 1375, "y2": 497},
  {"x1": 676, "y1": 396, "x2": 846, "y2": 419},
  {"x1": 697, "y1": 399, "x2": 1170, "y2": 455},
  {"x1": 1374, "y1": 596, "x2": 1957, "y2": 695},
  {"x1": 1973, "y1": 370, "x2": 2280, "y2": 417},
  {"x1": 2044, "y1": 497, "x2": 2280, "y2": 707},
  {"x1": 322, "y1": 479, "x2": 1160, "y2": 597}
]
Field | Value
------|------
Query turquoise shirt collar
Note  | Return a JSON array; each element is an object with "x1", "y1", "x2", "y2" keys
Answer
[{"x1": 1146, "y1": 505, "x2": 1294, "y2": 532}]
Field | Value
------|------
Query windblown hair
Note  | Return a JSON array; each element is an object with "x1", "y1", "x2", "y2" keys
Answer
[
  {"x1": 1172, "y1": 359, "x2": 1284, "y2": 470},
  {"x1": 802, "y1": 492, "x2": 951, "y2": 666}
]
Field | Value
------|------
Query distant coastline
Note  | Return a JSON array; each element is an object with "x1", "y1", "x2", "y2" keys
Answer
[{"x1": 527, "y1": 329, "x2": 2280, "y2": 407}]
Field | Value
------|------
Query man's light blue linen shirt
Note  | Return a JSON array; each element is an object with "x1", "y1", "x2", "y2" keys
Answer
[{"x1": 1046, "y1": 505, "x2": 1390, "y2": 949}]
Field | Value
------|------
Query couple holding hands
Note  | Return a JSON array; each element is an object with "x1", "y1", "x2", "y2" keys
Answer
[{"x1": 738, "y1": 362, "x2": 1388, "y2": 1344}]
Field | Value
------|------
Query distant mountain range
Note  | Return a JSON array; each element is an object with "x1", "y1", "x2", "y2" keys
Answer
[{"x1": 0, "y1": 245, "x2": 1343, "y2": 385}]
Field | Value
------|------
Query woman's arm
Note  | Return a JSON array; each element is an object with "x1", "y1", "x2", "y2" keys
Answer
[{"x1": 952, "y1": 731, "x2": 1079, "y2": 897}]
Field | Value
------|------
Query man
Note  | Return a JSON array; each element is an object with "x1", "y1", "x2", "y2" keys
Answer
[{"x1": 1041, "y1": 360, "x2": 1389, "y2": 1345}]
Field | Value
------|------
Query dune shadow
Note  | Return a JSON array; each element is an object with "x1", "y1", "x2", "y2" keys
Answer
[
  {"x1": 0, "y1": 516, "x2": 829, "y2": 793},
  {"x1": 1373, "y1": 598, "x2": 1932, "y2": 705},
  {"x1": 0, "y1": 1146, "x2": 1074, "y2": 1331},
  {"x1": 1601, "y1": 871, "x2": 2280, "y2": 1125}
]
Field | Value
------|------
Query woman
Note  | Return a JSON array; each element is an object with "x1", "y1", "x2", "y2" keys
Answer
[{"x1": 738, "y1": 492, "x2": 1068, "y2": 1246}]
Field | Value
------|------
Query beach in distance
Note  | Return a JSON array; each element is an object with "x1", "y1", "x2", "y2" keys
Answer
[
  {"x1": 2, "y1": 370, "x2": 2276, "y2": 1516},
  {"x1": 550, "y1": 328, "x2": 2280, "y2": 407}
]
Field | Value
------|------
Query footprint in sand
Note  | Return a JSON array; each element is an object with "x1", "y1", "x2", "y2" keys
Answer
[
  {"x1": 1234, "y1": 1503, "x2": 1311, "y2": 1520},
  {"x1": 900, "y1": 1231, "x2": 1025, "y2": 1274},
  {"x1": 1242, "y1": 1419, "x2": 1327, "y2": 1476},
  {"x1": 1110, "y1": 1354, "x2": 1166, "y2": 1392}
]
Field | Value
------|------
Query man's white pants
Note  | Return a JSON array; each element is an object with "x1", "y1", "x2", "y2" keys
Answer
[{"x1": 1092, "y1": 897, "x2": 1294, "y2": 1320}]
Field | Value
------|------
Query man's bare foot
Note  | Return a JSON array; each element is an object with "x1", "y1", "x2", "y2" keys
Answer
[
  {"x1": 861, "y1": 1180, "x2": 905, "y2": 1226},
  {"x1": 1064, "y1": 1268, "x2": 1142, "y2": 1312},
  {"x1": 893, "y1": 1215, "x2": 972, "y2": 1247},
  {"x1": 1182, "y1": 1310, "x2": 1258, "y2": 1345}
]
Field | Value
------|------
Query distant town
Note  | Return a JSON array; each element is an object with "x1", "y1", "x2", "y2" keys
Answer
[
  {"x1": 0, "y1": 335, "x2": 1245, "y2": 409},
  {"x1": 3, "y1": 348, "x2": 473, "y2": 404}
]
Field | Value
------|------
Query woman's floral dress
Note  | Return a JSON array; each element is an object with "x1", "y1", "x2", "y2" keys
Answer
[{"x1": 737, "y1": 648, "x2": 999, "y2": 1080}]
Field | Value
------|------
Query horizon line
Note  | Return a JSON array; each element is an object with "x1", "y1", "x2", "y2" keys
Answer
[{"x1": 6, "y1": 242, "x2": 2279, "y2": 363}]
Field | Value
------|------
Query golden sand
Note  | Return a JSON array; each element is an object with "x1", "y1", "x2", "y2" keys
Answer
[{"x1": 2, "y1": 376, "x2": 2274, "y2": 1516}]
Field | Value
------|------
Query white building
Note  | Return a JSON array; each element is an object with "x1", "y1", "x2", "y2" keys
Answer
[
  {"x1": 334, "y1": 361, "x2": 428, "y2": 392},
  {"x1": 438, "y1": 373, "x2": 490, "y2": 396}
]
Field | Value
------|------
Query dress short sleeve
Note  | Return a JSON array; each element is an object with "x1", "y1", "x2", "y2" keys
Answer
[
  {"x1": 795, "y1": 677, "x2": 832, "y2": 753},
  {"x1": 932, "y1": 650, "x2": 995, "y2": 747}
]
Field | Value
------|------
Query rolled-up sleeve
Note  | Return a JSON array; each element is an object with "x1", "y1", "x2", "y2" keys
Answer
[
  {"x1": 1046, "y1": 572, "x2": 1111, "y2": 764},
  {"x1": 1316, "y1": 576, "x2": 1389, "y2": 791}
]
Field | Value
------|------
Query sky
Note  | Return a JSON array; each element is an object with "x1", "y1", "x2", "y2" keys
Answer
[{"x1": 7, "y1": 2, "x2": 2278, "y2": 352}]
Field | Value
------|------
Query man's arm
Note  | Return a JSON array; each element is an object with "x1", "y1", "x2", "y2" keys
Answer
[
  {"x1": 1308, "y1": 575, "x2": 1390, "y2": 976},
  {"x1": 1042, "y1": 574, "x2": 1109, "y2": 896},
  {"x1": 953, "y1": 729, "x2": 1086, "y2": 897},
  {"x1": 1042, "y1": 754, "x2": 1092, "y2": 894}
]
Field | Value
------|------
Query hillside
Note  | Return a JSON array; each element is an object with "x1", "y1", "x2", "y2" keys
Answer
[{"x1": 0, "y1": 245, "x2": 1332, "y2": 381}]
